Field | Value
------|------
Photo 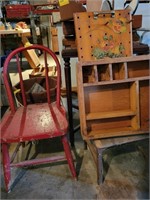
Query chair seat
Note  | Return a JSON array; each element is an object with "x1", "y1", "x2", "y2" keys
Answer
[{"x1": 1, "y1": 102, "x2": 68, "y2": 143}]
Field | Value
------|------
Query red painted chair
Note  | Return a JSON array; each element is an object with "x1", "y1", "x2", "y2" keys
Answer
[{"x1": 0, "y1": 44, "x2": 77, "y2": 192}]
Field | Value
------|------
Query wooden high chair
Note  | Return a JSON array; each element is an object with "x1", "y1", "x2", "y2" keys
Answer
[{"x1": 0, "y1": 44, "x2": 77, "y2": 192}]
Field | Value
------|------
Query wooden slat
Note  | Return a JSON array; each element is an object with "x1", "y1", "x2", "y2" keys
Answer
[
  {"x1": 78, "y1": 54, "x2": 150, "y2": 66},
  {"x1": 83, "y1": 76, "x2": 150, "y2": 87},
  {"x1": 109, "y1": 64, "x2": 113, "y2": 81},
  {"x1": 0, "y1": 29, "x2": 30, "y2": 35},
  {"x1": 77, "y1": 62, "x2": 88, "y2": 136},
  {"x1": 21, "y1": 37, "x2": 41, "y2": 69},
  {"x1": 85, "y1": 128, "x2": 148, "y2": 140},
  {"x1": 94, "y1": 134, "x2": 149, "y2": 149},
  {"x1": 86, "y1": 140, "x2": 98, "y2": 165},
  {"x1": 86, "y1": 109, "x2": 136, "y2": 120},
  {"x1": 130, "y1": 81, "x2": 140, "y2": 129}
]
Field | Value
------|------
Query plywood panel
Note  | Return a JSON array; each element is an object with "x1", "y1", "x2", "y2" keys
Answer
[{"x1": 74, "y1": 10, "x2": 132, "y2": 61}]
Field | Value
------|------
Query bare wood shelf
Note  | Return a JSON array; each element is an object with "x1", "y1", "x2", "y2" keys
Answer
[
  {"x1": 86, "y1": 109, "x2": 136, "y2": 120},
  {"x1": 77, "y1": 55, "x2": 150, "y2": 140},
  {"x1": 87, "y1": 128, "x2": 148, "y2": 140}
]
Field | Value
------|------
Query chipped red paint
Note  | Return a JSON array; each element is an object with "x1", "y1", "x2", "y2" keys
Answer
[{"x1": 0, "y1": 45, "x2": 77, "y2": 192}]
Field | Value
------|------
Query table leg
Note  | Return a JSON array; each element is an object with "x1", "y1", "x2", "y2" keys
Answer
[
  {"x1": 64, "y1": 57, "x2": 74, "y2": 147},
  {"x1": 97, "y1": 148, "x2": 105, "y2": 184}
]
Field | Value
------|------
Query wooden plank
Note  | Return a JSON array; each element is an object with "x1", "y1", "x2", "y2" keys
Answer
[
  {"x1": 94, "y1": 134, "x2": 149, "y2": 149},
  {"x1": 78, "y1": 54, "x2": 150, "y2": 66},
  {"x1": 139, "y1": 81, "x2": 149, "y2": 129},
  {"x1": 77, "y1": 62, "x2": 88, "y2": 136},
  {"x1": 85, "y1": 128, "x2": 148, "y2": 140},
  {"x1": 86, "y1": 140, "x2": 98, "y2": 165},
  {"x1": 109, "y1": 64, "x2": 113, "y2": 81},
  {"x1": 94, "y1": 65, "x2": 99, "y2": 82},
  {"x1": 86, "y1": 109, "x2": 136, "y2": 120},
  {"x1": 124, "y1": 62, "x2": 128, "y2": 79},
  {"x1": 0, "y1": 29, "x2": 30, "y2": 35},
  {"x1": 130, "y1": 81, "x2": 140, "y2": 130},
  {"x1": 83, "y1": 76, "x2": 150, "y2": 86},
  {"x1": 21, "y1": 37, "x2": 41, "y2": 69}
]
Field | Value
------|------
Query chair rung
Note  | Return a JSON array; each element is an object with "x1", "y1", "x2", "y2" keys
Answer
[{"x1": 10, "y1": 155, "x2": 66, "y2": 167}]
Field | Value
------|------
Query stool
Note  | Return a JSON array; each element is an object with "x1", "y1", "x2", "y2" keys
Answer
[{"x1": 87, "y1": 134, "x2": 149, "y2": 184}]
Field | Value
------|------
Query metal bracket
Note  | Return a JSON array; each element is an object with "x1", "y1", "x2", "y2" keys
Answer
[{"x1": 93, "y1": 10, "x2": 115, "y2": 20}]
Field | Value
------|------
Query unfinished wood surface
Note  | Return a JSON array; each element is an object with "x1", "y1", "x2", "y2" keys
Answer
[
  {"x1": 87, "y1": 129, "x2": 148, "y2": 140},
  {"x1": 86, "y1": 110, "x2": 136, "y2": 120},
  {"x1": 74, "y1": 10, "x2": 132, "y2": 61},
  {"x1": 127, "y1": 60, "x2": 149, "y2": 78},
  {"x1": 130, "y1": 81, "x2": 140, "y2": 130},
  {"x1": 77, "y1": 54, "x2": 150, "y2": 140},
  {"x1": 21, "y1": 37, "x2": 41, "y2": 69},
  {"x1": 94, "y1": 134, "x2": 149, "y2": 149}
]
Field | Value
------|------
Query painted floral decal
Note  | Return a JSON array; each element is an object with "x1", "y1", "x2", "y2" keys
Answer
[
  {"x1": 92, "y1": 34, "x2": 125, "y2": 59},
  {"x1": 92, "y1": 17, "x2": 128, "y2": 59}
]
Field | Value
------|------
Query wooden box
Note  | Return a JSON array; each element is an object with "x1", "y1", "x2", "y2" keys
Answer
[{"x1": 77, "y1": 55, "x2": 150, "y2": 140}]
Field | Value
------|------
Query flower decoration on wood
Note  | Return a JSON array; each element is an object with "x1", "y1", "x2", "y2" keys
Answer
[{"x1": 92, "y1": 34, "x2": 125, "y2": 59}]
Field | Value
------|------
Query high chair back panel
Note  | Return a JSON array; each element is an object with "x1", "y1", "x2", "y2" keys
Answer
[{"x1": 0, "y1": 45, "x2": 76, "y2": 193}]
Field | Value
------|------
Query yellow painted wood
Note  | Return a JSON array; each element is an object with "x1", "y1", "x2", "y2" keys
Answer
[{"x1": 21, "y1": 37, "x2": 41, "y2": 69}]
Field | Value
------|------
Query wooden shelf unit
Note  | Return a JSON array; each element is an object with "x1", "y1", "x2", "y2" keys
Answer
[{"x1": 77, "y1": 55, "x2": 150, "y2": 140}]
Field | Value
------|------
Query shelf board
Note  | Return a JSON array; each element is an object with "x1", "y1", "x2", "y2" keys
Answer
[
  {"x1": 0, "y1": 29, "x2": 30, "y2": 35},
  {"x1": 86, "y1": 109, "x2": 136, "y2": 120},
  {"x1": 79, "y1": 54, "x2": 150, "y2": 66},
  {"x1": 93, "y1": 134, "x2": 149, "y2": 149},
  {"x1": 84, "y1": 128, "x2": 148, "y2": 140},
  {"x1": 83, "y1": 76, "x2": 150, "y2": 87}
]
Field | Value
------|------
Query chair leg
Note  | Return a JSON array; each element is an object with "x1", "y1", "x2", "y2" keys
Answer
[
  {"x1": 61, "y1": 135, "x2": 77, "y2": 179},
  {"x1": 2, "y1": 143, "x2": 11, "y2": 192}
]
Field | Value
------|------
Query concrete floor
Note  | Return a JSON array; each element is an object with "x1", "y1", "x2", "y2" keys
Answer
[{"x1": 1, "y1": 111, "x2": 149, "y2": 199}]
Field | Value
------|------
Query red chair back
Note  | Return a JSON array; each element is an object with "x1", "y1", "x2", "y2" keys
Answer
[{"x1": 3, "y1": 45, "x2": 61, "y2": 113}]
